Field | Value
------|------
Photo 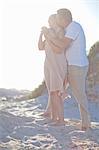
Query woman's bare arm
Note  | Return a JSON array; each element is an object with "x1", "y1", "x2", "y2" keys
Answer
[{"x1": 38, "y1": 32, "x2": 45, "y2": 50}]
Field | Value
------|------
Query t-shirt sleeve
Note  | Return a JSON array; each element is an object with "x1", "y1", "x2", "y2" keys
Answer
[{"x1": 65, "y1": 22, "x2": 80, "y2": 40}]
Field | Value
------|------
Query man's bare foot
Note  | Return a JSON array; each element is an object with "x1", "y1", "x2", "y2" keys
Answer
[
  {"x1": 77, "y1": 122, "x2": 91, "y2": 131},
  {"x1": 81, "y1": 126, "x2": 91, "y2": 131}
]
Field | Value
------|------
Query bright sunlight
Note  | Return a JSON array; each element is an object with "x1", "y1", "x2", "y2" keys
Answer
[{"x1": 1, "y1": 0, "x2": 99, "y2": 90}]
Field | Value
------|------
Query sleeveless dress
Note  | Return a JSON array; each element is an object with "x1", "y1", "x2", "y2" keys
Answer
[{"x1": 44, "y1": 41, "x2": 67, "y2": 93}]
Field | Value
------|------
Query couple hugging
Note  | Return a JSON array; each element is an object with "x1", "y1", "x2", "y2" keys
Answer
[{"x1": 38, "y1": 8, "x2": 91, "y2": 130}]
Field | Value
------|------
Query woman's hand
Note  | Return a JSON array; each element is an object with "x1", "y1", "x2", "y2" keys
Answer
[
  {"x1": 41, "y1": 26, "x2": 49, "y2": 36},
  {"x1": 40, "y1": 31, "x2": 43, "y2": 36}
]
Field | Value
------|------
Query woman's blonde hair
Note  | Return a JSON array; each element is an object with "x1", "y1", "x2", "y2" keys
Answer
[{"x1": 48, "y1": 14, "x2": 56, "y2": 23}]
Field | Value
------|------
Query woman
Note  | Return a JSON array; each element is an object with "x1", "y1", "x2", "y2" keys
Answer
[{"x1": 38, "y1": 14, "x2": 68, "y2": 125}]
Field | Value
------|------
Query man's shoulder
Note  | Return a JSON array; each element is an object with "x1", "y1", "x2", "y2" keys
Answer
[
  {"x1": 70, "y1": 21, "x2": 82, "y2": 29},
  {"x1": 73, "y1": 21, "x2": 83, "y2": 28},
  {"x1": 65, "y1": 21, "x2": 83, "y2": 32}
]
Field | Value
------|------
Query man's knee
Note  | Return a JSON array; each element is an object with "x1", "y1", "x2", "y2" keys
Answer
[{"x1": 72, "y1": 87, "x2": 86, "y2": 99}]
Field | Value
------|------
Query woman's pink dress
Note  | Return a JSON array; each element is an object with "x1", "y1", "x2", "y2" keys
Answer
[{"x1": 44, "y1": 41, "x2": 67, "y2": 93}]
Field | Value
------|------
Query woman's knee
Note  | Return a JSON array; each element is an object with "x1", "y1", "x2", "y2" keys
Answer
[{"x1": 50, "y1": 91, "x2": 59, "y2": 96}]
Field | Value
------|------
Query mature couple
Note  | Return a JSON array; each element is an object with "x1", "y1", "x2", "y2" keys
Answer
[{"x1": 38, "y1": 8, "x2": 91, "y2": 130}]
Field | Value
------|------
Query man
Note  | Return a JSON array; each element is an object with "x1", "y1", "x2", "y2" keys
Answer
[{"x1": 44, "y1": 8, "x2": 91, "y2": 130}]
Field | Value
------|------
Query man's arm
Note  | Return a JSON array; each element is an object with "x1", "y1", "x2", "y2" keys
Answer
[
  {"x1": 48, "y1": 34, "x2": 72, "y2": 50},
  {"x1": 44, "y1": 34, "x2": 72, "y2": 53},
  {"x1": 43, "y1": 27, "x2": 73, "y2": 53},
  {"x1": 43, "y1": 30, "x2": 72, "y2": 53},
  {"x1": 46, "y1": 37, "x2": 62, "y2": 53}
]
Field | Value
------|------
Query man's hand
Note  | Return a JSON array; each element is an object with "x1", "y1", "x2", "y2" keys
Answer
[{"x1": 47, "y1": 35, "x2": 72, "y2": 50}]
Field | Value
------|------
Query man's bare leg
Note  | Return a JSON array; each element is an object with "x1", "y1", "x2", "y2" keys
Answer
[{"x1": 68, "y1": 65, "x2": 91, "y2": 130}]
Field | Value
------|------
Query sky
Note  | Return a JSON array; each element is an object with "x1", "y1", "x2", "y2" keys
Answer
[{"x1": 0, "y1": 0, "x2": 99, "y2": 90}]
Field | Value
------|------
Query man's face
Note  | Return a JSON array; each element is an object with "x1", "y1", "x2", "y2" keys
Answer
[{"x1": 56, "y1": 14, "x2": 67, "y2": 28}]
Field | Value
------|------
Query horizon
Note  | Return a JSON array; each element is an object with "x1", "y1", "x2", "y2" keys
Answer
[{"x1": 0, "y1": 0, "x2": 99, "y2": 90}]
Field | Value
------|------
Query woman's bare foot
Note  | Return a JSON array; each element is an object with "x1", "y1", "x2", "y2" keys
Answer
[
  {"x1": 57, "y1": 119, "x2": 66, "y2": 125},
  {"x1": 49, "y1": 119, "x2": 65, "y2": 126},
  {"x1": 41, "y1": 111, "x2": 51, "y2": 118}
]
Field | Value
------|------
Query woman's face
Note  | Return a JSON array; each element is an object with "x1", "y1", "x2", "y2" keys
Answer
[{"x1": 48, "y1": 19, "x2": 57, "y2": 28}]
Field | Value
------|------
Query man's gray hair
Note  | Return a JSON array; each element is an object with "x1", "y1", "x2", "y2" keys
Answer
[{"x1": 57, "y1": 8, "x2": 72, "y2": 21}]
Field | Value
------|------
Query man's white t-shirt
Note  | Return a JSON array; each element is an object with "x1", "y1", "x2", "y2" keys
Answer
[{"x1": 65, "y1": 21, "x2": 89, "y2": 66}]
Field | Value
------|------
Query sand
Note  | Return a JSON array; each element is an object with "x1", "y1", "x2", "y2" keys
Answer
[{"x1": 0, "y1": 93, "x2": 99, "y2": 150}]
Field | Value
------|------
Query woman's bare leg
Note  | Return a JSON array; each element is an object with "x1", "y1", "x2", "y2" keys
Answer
[
  {"x1": 50, "y1": 91, "x2": 58, "y2": 122},
  {"x1": 50, "y1": 91, "x2": 64, "y2": 125},
  {"x1": 43, "y1": 93, "x2": 51, "y2": 118},
  {"x1": 56, "y1": 92, "x2": 64, "y2": 124},
  {"x1": 43, "y1": 90, "x2": 65, "y2": 125}
]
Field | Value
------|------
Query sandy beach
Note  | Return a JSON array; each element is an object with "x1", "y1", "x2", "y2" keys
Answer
[{"x1": 0, "y1": 91, "x2": 99, "y2": 150}]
